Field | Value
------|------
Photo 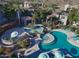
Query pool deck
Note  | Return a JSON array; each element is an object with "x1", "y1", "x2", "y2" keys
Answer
[
  {"x1": 68, "y1": 37, "x2": 79, "y2": 48},
  {"x1": 52, "y1": 29, "x2": 79, "y2": 47}
]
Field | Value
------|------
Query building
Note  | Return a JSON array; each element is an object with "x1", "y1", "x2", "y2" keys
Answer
[
  {"x1": 21, "y1": 16, "x2": 33, "y2": 26},
  {"x1": 59, "y1": 11, "x2": 68, "y2": 25},
  {"x1": 21, "y1": 0, "x2": 44, "y2": 10}
]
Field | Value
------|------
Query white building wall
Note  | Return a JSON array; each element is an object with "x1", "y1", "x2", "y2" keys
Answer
[{"x1": 60, "y1": 15, "x2": 68, "y2": 25}]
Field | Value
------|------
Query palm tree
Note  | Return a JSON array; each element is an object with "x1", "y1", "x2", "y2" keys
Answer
[
  {"x1": 32, "y1": 9, "x2": 48, "y2": 24},
  {"x1": 50, "y1": 4, "x2": 59, "y2": 12},
  {"x1": 32, "y1": 1, "x2": 59, "y2": 25},
  {"x1": 2, "y1": 4, "x2": 16, "y2": 21},
  {"x1": 2, "y1": 0, "x2": 21, "y2": 24},
  {"x1": 8, "y1": 0, "x2": 22, "y2": 24},
  {"x1": 68, "y1": 8, "x2": 79, "y2": 25}
]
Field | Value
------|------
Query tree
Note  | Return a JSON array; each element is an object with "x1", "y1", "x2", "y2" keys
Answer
[
  {"x1": 8, "y1": 0, "x2": 21, "y2": 10},
  {"x1": 50, "y1": 4, "x2": 59, "y2": 12},
  {"x1": 68, "y1": 8, "x2": 79, "y2": 24},
  {"x1": 17, "y1": 38, "x2": 30, "y2": 48},
  {"x1": 43, "y1": 0, "x2": 59, "y2": 12},
  {"x1": 32, "y1": 9, "x2": 48, "y2": 24},
  {"x1": 0, "y1": 47, "x2": 4, "y2": 54},
  {"x1": 2, "y1": 5, "x2": 16, "y2": 21},
  {"x1": 2, "y1": 0, "x2": 21, "y2": 21},
  {"x1": 32, "y1": 1, "x2": 59, "y2": 24}
]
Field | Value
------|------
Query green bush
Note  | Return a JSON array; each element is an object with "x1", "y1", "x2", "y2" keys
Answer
[
  {"x1": 17, "y1": 39, "x2": 30, "y2": 48},
  {"x1": 0, "y1": 47, "x2": 4, "y2": 54}
]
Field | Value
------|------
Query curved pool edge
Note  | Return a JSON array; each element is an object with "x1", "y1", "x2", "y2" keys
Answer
[
  {"x1": 40, "y1": 29, "x2": 79, "y2": 57},
  {"x1": 52, "y1": 29, "x2": 79, "y2": 48}
]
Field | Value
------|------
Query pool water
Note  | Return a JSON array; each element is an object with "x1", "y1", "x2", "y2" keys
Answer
[{"x1": 40, "y1": 31, "x2": 79, "y2": 57}]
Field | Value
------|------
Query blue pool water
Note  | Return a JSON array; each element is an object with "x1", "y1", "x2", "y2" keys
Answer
[{"x1": 40, "y1": 31, "x2": 79, "y2": 57}]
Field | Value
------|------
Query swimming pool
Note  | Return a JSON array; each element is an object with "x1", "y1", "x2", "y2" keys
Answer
[{"x1": 39, "y1": 31, "x2": 79, "y2": 57}]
